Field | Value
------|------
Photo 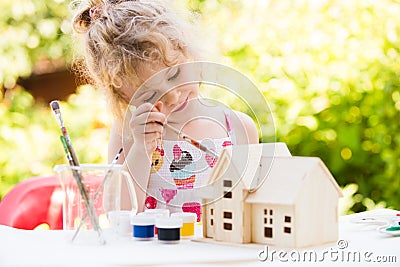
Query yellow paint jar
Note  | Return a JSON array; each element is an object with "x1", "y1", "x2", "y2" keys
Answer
[{"x1": 171, "y1": 212, "x2": 196, "y2": 238}]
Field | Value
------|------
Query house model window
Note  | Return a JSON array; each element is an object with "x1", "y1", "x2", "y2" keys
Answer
[
  {"x1": 223, "y1": 192, "x2": 232, "y2": 198},
  {"x1": 223, "y1": 212, "x2": 232, "y2": 219},
  {"x1": 224, "y1": 223, "x2": 232, "y2": 231},
  {"x1": 223, "y1": 210, "x2": 233, "y2": 231},
  {"x1": 223, "y1": 179, "x2": 232, "y2": 199},
  {"x1": 223, "y1": 180, "x2": 232, "y2": 187},
  {"x1": 264, "y1": 209, "x2": 274, "y2": 225},
  {"x1": 283, "y1": 215, "x2": 292, "y2": 234},
  {"x1": 263, "y1": 208, "x2": 274, "y2": 238}
]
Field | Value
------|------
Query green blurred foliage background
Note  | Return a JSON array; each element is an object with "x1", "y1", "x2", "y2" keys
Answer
[{"x1": 1, "y1": 0, "x2": 400, "y2": 214}]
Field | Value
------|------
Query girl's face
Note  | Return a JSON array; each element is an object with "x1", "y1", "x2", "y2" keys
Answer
[{"x1": 125, "y1": 62, "x2": 200, "y2": 117}]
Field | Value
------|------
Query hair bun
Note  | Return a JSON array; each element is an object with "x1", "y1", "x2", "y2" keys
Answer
[{"x1": 72, "y1": 8, "x2": 92, "y2": 34}]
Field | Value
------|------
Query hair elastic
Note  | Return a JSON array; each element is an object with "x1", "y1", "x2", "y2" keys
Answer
[{"x1": 89, "y1": 5, "x2": 103, "y2": 21}]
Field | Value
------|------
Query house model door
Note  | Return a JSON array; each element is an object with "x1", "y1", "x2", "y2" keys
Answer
[{"x1": 205, "y1": 204, "x2": 215, "y2": 238}]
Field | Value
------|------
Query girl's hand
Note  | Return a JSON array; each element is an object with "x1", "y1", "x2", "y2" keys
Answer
[{"x1": 129, "y1": 101, "x2": 165, "y2": 155}]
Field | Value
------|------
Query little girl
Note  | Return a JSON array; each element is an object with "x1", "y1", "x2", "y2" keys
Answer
[{"x1": 72, "y1": 0, "x2": 259, "y2": 219}]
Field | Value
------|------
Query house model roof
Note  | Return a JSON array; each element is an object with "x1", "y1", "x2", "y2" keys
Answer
[
  {"x1": 207, "y1": 143, "x2": 292, "y2": 191},
  {"x1": 203, "y1": 143, "x2": 343, "y2": 204},
  {"x1": 245, "y1": 156, "x2": 343, "y2": 205}
]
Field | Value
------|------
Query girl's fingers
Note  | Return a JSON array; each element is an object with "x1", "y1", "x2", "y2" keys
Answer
[
  {"x1": 130, "y1": 113, "x2": 165, "y2": 132},
  {"x1": 144, "y1": 132, "x2": 162, "y2": 142},
  {"x1": 144, "y1": 132, "x2": 162, "y2": 149},
  {"x1": 134, "y1": 102, "x2": 163, "y2": 117},
  {"x1": 133, "y1": 102, "x2": 154, "y2": 116},
  {"x1": 129, "y1": 102, "x2": 165, "y2": 152},
  {"x1": 131, "y1": 102, "x2": 166, "y2": 126},
  {"x1": 153, "y1": 101, "x2": 163, "y2": 112},
  {"x1": 132, "y1": 128, "x2": 161, "y2": 152},
  {"x1": 132, "y1": 122, "x2": 164, "y2": 135},
  {"x1": 139, "y1": 111, "x2": 166, "y2": 125},
  {"x1": 144, "y1": 122, "x2": 164, "y2": 134}
]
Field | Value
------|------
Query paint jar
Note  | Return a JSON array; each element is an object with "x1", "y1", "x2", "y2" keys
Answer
[
  {"x1": 138, "y1": 212, "x2": 164, "y2": 235},
  {"x1": 155, "y1": 217, "x2": 183, "y2": 244},
  {"x1": 131, "y1": 215, "x2": 155, "y2": 240},
  {"x1": 108, "y1": 210, "x2": 135, "y2": 238},
  {"x1": 144, "y1": 209, "x2": 170, "y2": 235},
  {"x1": 144, "y1": 208, "x2": 170, "y2": 217},
  {"x1": 171, "y1": 212, "x2": 196, "y2": 238}
]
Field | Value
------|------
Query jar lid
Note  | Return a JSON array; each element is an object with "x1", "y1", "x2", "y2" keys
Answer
[
  {"x1": 144, "y1": 209, "x2": 170, "y2": 217},
  {"x1": 137, "y1": 212, "x2": 164, "y2": 218},
  {"x1": 131, "y1": 215, "x2": 156, "y2": 226},
  {"x1": 171, "y1": 212, "x2": 197, "y2": 223},
  {"x1": 155, "y1": 217, "x2": 183, "y2": 229},
  {"x1": 119, "y1": 210, "x2": 135, "y2": 218}
]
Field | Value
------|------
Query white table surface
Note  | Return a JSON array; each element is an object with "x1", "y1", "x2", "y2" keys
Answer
[{"x1": 1, "y1": 209, "x2": 400, "y2": 267}]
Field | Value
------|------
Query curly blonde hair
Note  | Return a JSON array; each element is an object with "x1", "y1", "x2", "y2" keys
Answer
[{"x1": 71, "y1": 0, "x2": 201, "y2": 118}]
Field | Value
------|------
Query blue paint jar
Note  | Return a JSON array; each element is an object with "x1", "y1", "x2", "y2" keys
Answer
[
  {"x1": 138, "y1": 212, "x2": 164, "y2": 236},
  {"x1": 131, "y1": 215, "x2": 156, "y2": 240}
]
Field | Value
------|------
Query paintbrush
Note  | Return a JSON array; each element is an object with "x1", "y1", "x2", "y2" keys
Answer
[
  {"x1": 50, "y1": 100, "x2": 103, "y2": 242},
  {"x1": 163, "y1": 123, "x2": 219, "y2": 159},
  {"x1": 72, "y1": 147, "x2": 123, "y2": 242}
]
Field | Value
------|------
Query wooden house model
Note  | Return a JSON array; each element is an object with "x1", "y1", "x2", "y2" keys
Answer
[{"x1": 199, "y1": 143, "x2": 343, "y2": 248}]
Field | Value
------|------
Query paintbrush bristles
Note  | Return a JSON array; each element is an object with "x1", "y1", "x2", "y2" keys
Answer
[{"x1": 50, "y1": 100, "x2": 60, "y2": 111}]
